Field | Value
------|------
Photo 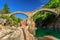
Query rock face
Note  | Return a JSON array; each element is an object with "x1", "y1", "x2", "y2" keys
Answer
[
  {"x1": 28, "y1": 19, "x2": 36, "y2": 35},
  {"x1": 0, "y1": 25, "x2": 36, "y2": 40},
  {"x1": 0, "y1": 17, "x2": 37, "y2": 40},
  {"x1": 22, "y1": 26, "x2": 36, "y2": 40},
  {"x1": 42, "y1": 16, "x2": 60, "y2": 31},
  {"x1": 23, "y1": 18, "x2": 36, "y2": 35}
]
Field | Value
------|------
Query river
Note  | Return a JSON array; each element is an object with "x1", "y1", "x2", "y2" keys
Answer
[{"x1": 35, "y1": 28, "x2": 60, "y2": 39}]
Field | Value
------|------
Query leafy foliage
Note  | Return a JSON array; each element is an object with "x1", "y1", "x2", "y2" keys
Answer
[
  {"x1": 32, "y1": 11, "x2": 45, "y2": 21},
  {"x1": 0, "y1": 15, "x2": 21, "y2": 26},
  {"x1": 10, "y1": 16, "x2": 21, "y2": 26},
  {"x1": 35, "y1": 12, "x2": 55, "y2": 27},
  {"x1": 43, "y1": 0, "x2": 60, "y2": 8}
]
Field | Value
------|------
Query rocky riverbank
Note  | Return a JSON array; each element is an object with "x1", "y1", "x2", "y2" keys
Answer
[
  {"x1": 0, "y1": 25, "x2": 36, "y2": 40},
  {"x1": 0, "y1": 18, "x2": 59, "y2": 40},
  {"x1": 0, "y1": 24, "x2": 59, "y2": 40}
]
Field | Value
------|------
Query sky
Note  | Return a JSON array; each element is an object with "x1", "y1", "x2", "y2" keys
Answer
[{"x1": 0, "y1": 0, "x2": 50, "y2": 20}]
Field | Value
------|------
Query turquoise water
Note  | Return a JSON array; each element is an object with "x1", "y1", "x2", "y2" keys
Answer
[{"x1": 35, "y1": 28, "x2": 60, "y2": 39}]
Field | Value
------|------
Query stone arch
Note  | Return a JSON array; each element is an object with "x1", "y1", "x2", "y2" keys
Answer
[
  {"x1": 31, "y1": 8, "x2": 58, "y2": 27},
  {"x1": 32, "y1": 8, "x2": 58, "y2": 16},
  {"x1": 32, "y1": 8, "x2": 58, "y2": 28},
  {"x1": 9, "y1": 11, "x2": 28, "y2": 17}
]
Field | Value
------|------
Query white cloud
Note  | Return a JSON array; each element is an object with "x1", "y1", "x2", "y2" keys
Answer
[{"x1": 41, "y1": 5, "x2": 44, "y2": 7}]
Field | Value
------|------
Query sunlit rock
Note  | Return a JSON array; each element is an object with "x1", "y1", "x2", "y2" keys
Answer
[
  {"x1": 38, "y1": 36, "x2": 59, "y2": 40},
  {"x1": 23, "y1": 18, "x2": 36, "y2": 35}
]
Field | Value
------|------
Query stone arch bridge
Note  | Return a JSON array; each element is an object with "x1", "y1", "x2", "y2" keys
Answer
[
  {"x1": 7, "y1": 8, "x2": 60, "y2": 18},
  {"x1": 7, "y1": 8, "x2": 60, "y2": 26},
  {"x1": 0, "y1": 8, "x2": 60, "y2": 35},
  {"x1": 0, "y1": 8, "x2": 60, "y2": 25}
]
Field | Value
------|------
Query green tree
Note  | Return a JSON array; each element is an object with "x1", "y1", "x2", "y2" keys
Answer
[
  {"x1": 2, "y1": 3, "x2": 9, "y2": 14},
  {"x1": 43, "y1": 0, "x2": 60, "y2": 8}
]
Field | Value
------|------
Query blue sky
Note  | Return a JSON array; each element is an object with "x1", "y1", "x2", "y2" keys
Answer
[{"x1": 0, "y1": 0, "x2": 50, "y2": 20}]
